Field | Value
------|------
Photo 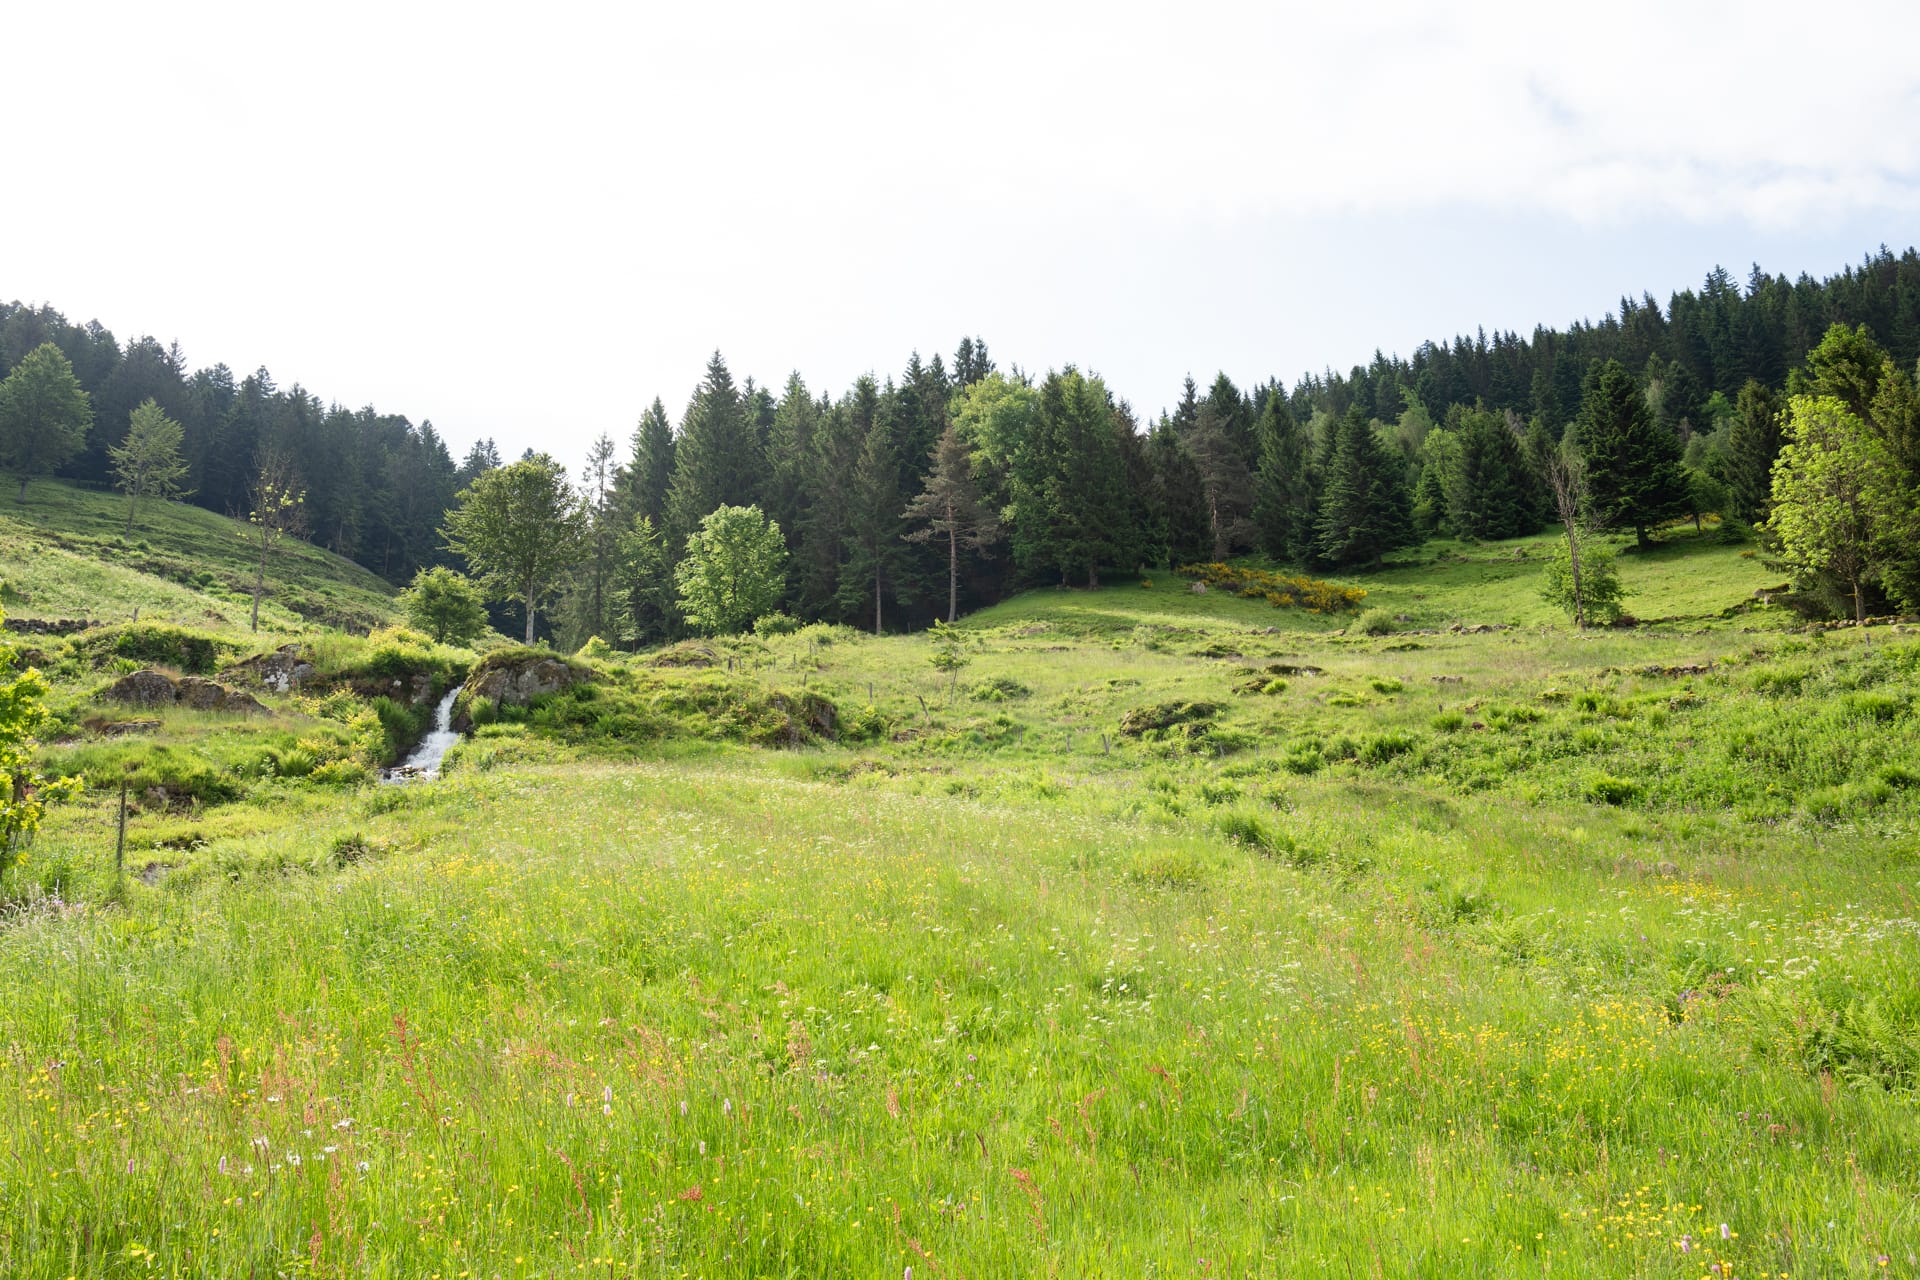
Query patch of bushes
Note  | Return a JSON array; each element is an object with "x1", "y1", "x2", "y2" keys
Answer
[
  {"x1": 1584, "y1": 773, "x2": 1642, "y2": 806},
  {"x1": 1358, "y1": 732, "x2": 1417, "y2": 765},
  {"x1": 1176, "y1": 563, "x2": 1367, "y2": 613},
  {"x1": 71, "y1": 624, "x2": 233, "y2": 675},
  {"x1": 1119, "y1": 700, "x2": 1220, "y2": 736},
  {"x1": 1355, "y1": 607, "x2": 1396, "y2": 636},
  {"x1": 969, "y1": 675, "x2": 1031, "y2": 702}
]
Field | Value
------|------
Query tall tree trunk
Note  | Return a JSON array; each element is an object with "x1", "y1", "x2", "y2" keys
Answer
[
  {"x1": 525, "y1": 577, "x2": 537, "y2": 645},
  {"x1": 1854, "y1": 577, "x2": 1867, "y2": 626},
  {"x1": 125, "y1": 493, "x2": 137, "y2": 537},
  {"x1": 873, "y1": 564, "x2": 882, "y2": 636},
  {"x1": 16, "y1": 477, "x2": 27, "y2": 503},
  {"x1": 946, "y1": 521, "x2": 959, "y2": 623}
]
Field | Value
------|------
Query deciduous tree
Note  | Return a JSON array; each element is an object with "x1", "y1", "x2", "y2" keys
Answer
[
  {"x1": 442, "y1": 455, "x2": 588, "y2": 644},
  {"x1": 110, "y1": 398, "x2": 192, "y2": 534},
  {"x1": 0, "y1": 342, "x2": 92, "y2": 502},
  {"x1": 674, "y1": 504, "x2": 786, "y2": 636}
]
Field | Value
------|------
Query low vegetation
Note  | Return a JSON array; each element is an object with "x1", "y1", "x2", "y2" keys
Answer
[{"x1": 2, "y1": 521, "x2": 1916, "y2": 1277}]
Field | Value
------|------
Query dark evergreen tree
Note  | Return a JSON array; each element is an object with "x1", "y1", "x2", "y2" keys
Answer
[
  {"x1": 1314, "y1": 405, "x2": 1415, "y2": 568},
  {"x1": 1722, "y1": 380, "x2": 1784, "y2": 524},
  {"x1": 617, "y1": 397, "x2": 675, "y2": 526},
  {"x1": 903, "y1": 422, "x2": 998, "y2": 622},
  {"x1": 1251, "y1": 393, "x2": 1314, "y2": 562},
  {"x1": 1573, "y1": 359, "x2": 1689, "y2": 548},
  {"x1": 665, "y1": 352, "x2": 762, "y2": 545},
  {"x1": 1144, "y1": 416, "x2": 1211, "y2": 570},
  {"x1": 837, "y1": 396, "x2": 909, "y2": 632}
]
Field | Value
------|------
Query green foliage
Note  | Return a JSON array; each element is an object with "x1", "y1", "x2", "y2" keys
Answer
[
  {"x1": 752, "y1": 611, "x2": 801, "y2": 637},
  {"x1": 615, "y1": 513, "x2": 675, "y2": 647},
  {"x1": 1315, "y1": 404, "x2": 1416, "y2": 569},
  {"x1": 398, "y1": 566, "x2": 489, "y2": 645},
  {"x1": 674, "y1": 504, "x2": 787, "y2": 637},
  {"x1": 0, "y1": 620, "x2": 80, "y2": 874},
  {"x1": 1177, "y1": 562, "x2": 1366, "y2": 613},
  {"x1": 109, "y1": 398, "x2": 192, "y2": 534},
  {"x1": 442, "y1": 455, "x2": 588, "y2": 644},
  {"x1": 1541, "y1": 539, "x2": 1626, "y2": 626},
  {"x1": 1764, "y1": 395, "x2": 1915, "y2": 623},
  {"x1": 1573, "y1": 359, "x2": 1689, "y2": 547},
  {"x1": 70, "y1": 623, "x2": 233, "y2": 675},
  {"x1": 0, "y1": 343, "x2": 92, "y2": 501},
  {"x1": 1355, "y1": 607, "x2": 1396, "y2": 636}
]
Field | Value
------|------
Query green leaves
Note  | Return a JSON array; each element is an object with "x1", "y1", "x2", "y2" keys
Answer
[
  {"x1": 1764, "y1": 395, "x2": 1913, "y2": 623},
  {"x1": 674, "y1": 504, "x2": 787, "y2": 637},
  {"x1": 0, "y1": 343, "x2": 92, "y2": 501},
  {"x1": 442, "y1": 455, "x2": 588, "y2": 644}
]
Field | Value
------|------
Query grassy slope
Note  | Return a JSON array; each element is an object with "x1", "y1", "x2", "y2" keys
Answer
[
  {"x1": 3, "y1": 529, "x2": 1918, "y2": 1278},
  {"x1": 0, "y1": 478, "x2": 399, "y2": 632}
]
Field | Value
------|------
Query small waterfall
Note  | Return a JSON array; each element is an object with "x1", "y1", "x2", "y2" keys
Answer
[{"x1": 382, "y1": 688, "x2": 462, "y2": 782}]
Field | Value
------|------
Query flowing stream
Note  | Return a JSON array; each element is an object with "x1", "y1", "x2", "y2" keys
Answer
[{"x1": 382, "y1": 688, "x2": 461, "y2": 782}]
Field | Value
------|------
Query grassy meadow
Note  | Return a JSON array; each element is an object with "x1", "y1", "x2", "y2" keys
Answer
[
  {"x1": 3, "y1": 518, "x2": 1918, "y2": 1277},
  {"x1": 0, "y1": 479, "x2": 400, "y2": 633}
]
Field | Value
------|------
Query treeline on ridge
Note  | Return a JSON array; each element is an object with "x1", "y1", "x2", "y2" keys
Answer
[{"x1": 2, "y1": 246, "x2": 1919, "y2": 640}]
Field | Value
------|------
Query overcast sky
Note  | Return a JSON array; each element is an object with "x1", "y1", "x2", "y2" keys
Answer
[{"x1": 8, "y1": 1, "x2": 1919, "y2": 470}]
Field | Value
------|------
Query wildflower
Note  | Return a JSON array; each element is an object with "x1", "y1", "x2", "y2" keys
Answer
[
  {"x1": 333, "y1": 1118, "x2": 353, "y2": 1130},
  {"x1": 357, "y1": 1161, "x2": 370, "y2": 1173},
  {"x1": 1721, "y1": 1223, "x2": 1731, "y2": 1240},
  {"x1": 723, "y1": 1098, "x2": 733, "y2": 1115}
]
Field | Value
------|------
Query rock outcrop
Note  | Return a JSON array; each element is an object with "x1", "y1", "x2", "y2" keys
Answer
[
  {"x1": 453, "y1": 652, "x2": 587, "y2": 730},
  {"x1": 103, "y1": 669, "x2": 266, "y2": 714},
  {"x1": 219, "y1": 644, "x2": 316, "y2": 692}
]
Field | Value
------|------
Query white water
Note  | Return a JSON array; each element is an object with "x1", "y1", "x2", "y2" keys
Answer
[{"x1": 383, "y1": 688, "x2": 461, "y2": 782}]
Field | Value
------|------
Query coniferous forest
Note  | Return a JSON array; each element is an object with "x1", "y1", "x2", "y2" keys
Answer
[{"x1": 6, "y1": 245, "x2": 1920, "y2": 640}]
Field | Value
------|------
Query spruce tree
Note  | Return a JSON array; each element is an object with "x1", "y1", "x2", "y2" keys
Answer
[
  {"x1": 1251, "y1": 393, "x2": 1313, "y2": 562},
  {"x1": 903, "y1": 422, "x2": 998, "y2": 622},
  {"x1": 1723, "y1": 380, "x2": 1783, "y2": 524},
  {"x1": 617, "y1": 397, "x2": 675, "y2": 526},
  {"x1": 1573, "y1": 359, "x2": 1688, "y2": 548},
  {"x1": 1314, "y1": 405, "x2": 1415, "y2": 569},
  {"x1": 1145, "y1": 417, "x2": 1211, "y2": 569},
  {"x1": 837, "y1": 399, "x2": 909, "y2": 632},
  {"x1": 665, "y1": 352, "x2": 762, "y2": 544},
  {"x1": 762, "y1": 373, "x2": 817, "y2": 561}
]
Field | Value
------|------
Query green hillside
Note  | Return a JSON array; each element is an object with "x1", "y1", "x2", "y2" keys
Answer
[
  {"x1": 0, "y1": 478, "x2": 400, "y2": 634},
  {"x1": 3, "y1": 527, "x2": 1918, "y2": 1278}
]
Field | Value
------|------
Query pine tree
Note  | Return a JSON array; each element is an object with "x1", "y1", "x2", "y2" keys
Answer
[
  {"x1": 1251, "y1": 393, "x2": 1313, "y2": 562},
  {"x1": 1573, "y1": 359, "x2": 1689, "y2": 548},
  {"x1": 617, "y1": 398, "x2": 675, "y2": 526},
  {"x1": 1144, "y1": 417, "x2": 1211, "y2": 570},
  {"x1": 457, "y1": 437, "x2": 501, "y2": 487},
  {"x1": 837, "y1": 404, "x2": 908, "y2": 633},
  {"x1": 665, "y1": 352, "x2": 762, "y2": 544},
  {"x1": 1722, "y1": 380, "x2": 1784, "y2": 524},
  {"x1": 903, "y1": 423, "x2": 998, "y2": 622},
  {"x1": 762, "y1": 374, "x2": 817, "y2": 551},
  {"x1": 1314, "y1": 405, "x2": 1415, "y2": 568}
]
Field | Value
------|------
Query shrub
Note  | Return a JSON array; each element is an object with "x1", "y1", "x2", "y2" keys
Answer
[
  {"x1": 1541, "y1": 540, "x2": 1626, "y2": 627},
  {"x1": 1584, "y1": 773, "x2": 1642, "y2": 805},
  {"x1": 1355, "y1": 607, "x2": 1396, "y2": 635},
  {"x1": 398, "y1": 566, "x2": 489, "y2": 645},
  {"x1": 969, "y1": 675, "x2": 1031, "y2": 702},
  {"x1": 1358, "y1": 732, "x2": 1417, "y2": 765},
  {"x1": 1175, "y1": 563, "x2": 1367, "y2": 613},
  {"x1": 753, "y1": 611, "x2": 802, "y2": 636},
  {"x1": 576, "y1": 635, "x2": 616, "y2": 660},
  {"x1": 1431, "y1": 710, "x2": 1466, "y2": 732},
  {"x1": 1369, "y1": 676, "x2": 1404, "y2": 694},
  {"x1": 73, "y1": 624, "x2": 231, "y2": 675}
]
